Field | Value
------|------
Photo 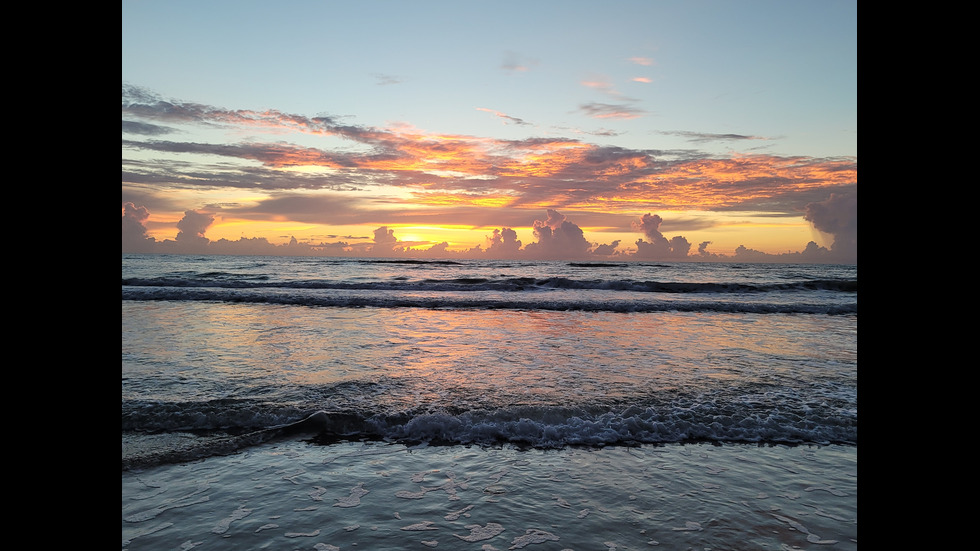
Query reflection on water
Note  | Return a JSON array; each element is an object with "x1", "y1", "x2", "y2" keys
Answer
[{"x1": 123, "y1": 301, "x2": 856, "y2": 414}]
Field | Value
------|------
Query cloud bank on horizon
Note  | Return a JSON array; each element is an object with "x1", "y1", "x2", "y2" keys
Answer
[{"x1": 122, "y1": 1, "x2": 856, "y2": 263}]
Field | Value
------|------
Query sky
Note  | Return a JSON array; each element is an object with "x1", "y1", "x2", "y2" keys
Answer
[{"x1": 122, "y1": 0, "x2": 857, "y2": 263}]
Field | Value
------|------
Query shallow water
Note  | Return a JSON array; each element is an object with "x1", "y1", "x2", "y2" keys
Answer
[
  {"x1": 123, "y1": 255, "x2": 857, "y2": 548},
  {"x1": 123, "y1": 299, "x2": 856, "y2": 466},
  {"x1": 122, "y1": 440, "x2": 856, "y2": 550}
]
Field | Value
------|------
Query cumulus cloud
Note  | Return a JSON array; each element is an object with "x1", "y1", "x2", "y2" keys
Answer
[
  {"x1": 171, "y1": 210, "x2": 216, "y2": 252},
  {"x1": 122, "y1": 202, "x2": 154, "y2": 252},
  {"x1": 592, "y1": 240, "x2": 621, "y2": 256},
  {"x1": 373, "y1": 226, "x2": 398, "y2": 247},
  {"x1": 485, "y1": 228, "x2": 522, "y2": 257},
  {"x1": 176, "y1": 210, "x2": 215, "y2": 241},
  {"x1": 631, "y1": 213, "x2": 692, "y2": 260},
  {"x1": 523, "y1": 209, "x2": 593, "y2": 259},
  {"x1": 122, "y1": 203, "x2": 854, "y2": 264},
  {"x1": 804, "y1": 192, "x2": 857, "y2": 262}
]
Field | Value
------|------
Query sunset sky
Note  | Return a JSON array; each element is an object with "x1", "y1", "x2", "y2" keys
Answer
[{"x1": 122, "y1": 0, "x2": 857, "y2": 262}]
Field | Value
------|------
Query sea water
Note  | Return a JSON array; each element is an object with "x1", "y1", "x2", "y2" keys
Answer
[{"x1": 122, "y1": 254, "x2": 857, "y2": 549}]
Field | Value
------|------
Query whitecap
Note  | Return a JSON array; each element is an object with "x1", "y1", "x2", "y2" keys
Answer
[
  {"x1": 509, "y1": 528, "x2": 560, "y2": 549},
  {"x1": 309, "y1": 486, "x2": 328, "y2": 501},
  {"x1": 445, "y1": 504, "x2": 475, "y2": 520},
  {"x1": 211, "y1": 505, "x2": 251, "y2": 534},
  {"x1": 284, "y1": 529, "x2": 321, "y2": 537},
  {"x1": 402, "y1": 521, "x2": 439, "y2": 531},
  {"x1": 454, "y1": 522, "x2": 504, "y2": 542},
  {"x1": 334, "y1": 483, "x2": 369, "y2": 508}
]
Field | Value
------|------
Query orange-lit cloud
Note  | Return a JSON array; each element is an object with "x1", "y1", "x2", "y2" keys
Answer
[{"x1": 122, "y1": 86, "x2": 857, "y2": 262}]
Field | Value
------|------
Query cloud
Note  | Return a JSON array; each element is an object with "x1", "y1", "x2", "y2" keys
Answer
[
  {"x1": 522, "y1": 209, "x2": 594, "y2": 259},
  {"x1": 122, "y1": 202, "x2": 154, "y2": 252},
  {"x1": 175, "y1": 210, "x2": 215, "y2": 251},
  {"x1": 628, "y1": 56, "x2": 655, "y2": 66},
  {"x1": 373, "y1": 226, "x2": 398, "y2": 247},
  {"x1": 476, "y1": 107, "x2": 531, "y2": 126},
  {"x1": 804, "y1": 192, "x2": 857, "y2": 261},
  {"x1": 373, "y1": 73, "x2": 404, "y2": 86},
  {"x1": 578, "y1": 102, "x2": 646, "y2": 120},
  {"x1": 501, "y1": 51, "x2": 537, "y2": 73},
  {"x1": 580, "y1": 78, "x2": 620, "y2": 96},
  {"x1": 122, "y1": 86, "x2": 855, "y2": 217},
  {"x1": 631, "y1": 213, "x2": 691, "y2": 259},
  {"x1": 579, "y1": 75, "x2": 645, "y2": 120},
  {"x1": 122, "y1": 120, "x2": 174, "y2": 136},
  {"x1": 121, "y1": 87, "x2": 857, "y2": 262},
  {"x1": 591, "y1": 240, "x2": 621, "y2": 256},
  {"x1": 580, "y1": 76, "x2": 639, "y2": 102},
  {"x1": 122, "y1": 203, "x2": 855, "y2": 264},
  {"x1": 657, "y1": 130, "x2": 770, "y2": 144},
  {"x1": 485, "y1": 227, "x2": 522, "y2": 257}
]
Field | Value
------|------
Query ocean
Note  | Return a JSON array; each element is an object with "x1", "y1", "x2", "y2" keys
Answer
[{"x1": 122, "y1": 254, "x2": 857, "y2": 549}]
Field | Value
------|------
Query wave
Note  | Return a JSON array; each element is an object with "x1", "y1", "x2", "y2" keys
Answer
[
  {"x1": 121, "y1": 287, "x2": 856, "y2": 315},
  {"x1": 122, "y1": 275, "x2": 857, "y2": 294},
  {"x1": 121, "y1": 401, "x2": 857, "y2": 470}
]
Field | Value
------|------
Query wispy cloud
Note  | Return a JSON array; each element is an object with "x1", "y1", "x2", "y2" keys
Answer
[
  {"x1": 579, "y1": 76, "x2": 645, "y2": 120},
  {"x1": 578, "y1": 102, "x2": 646, "y2": 120},
  {"x1": 658, "y1": 130, "x2": 772, "y2": 144},
  {"x1": 372, "y1": 73, "x2": 405, "y2": 86},
  {"x1": 122, "y1": 86, "x2": 855, "y2": 220},
  {"x1": 500, "y1": 51, "x2": 537, "y2": 73},
  {"x1": 580, "y1": 76, "x2": 636, "y2": 101},
  {"x1": 476, "y1": 107, "x2": 531, "y2": 126}
]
